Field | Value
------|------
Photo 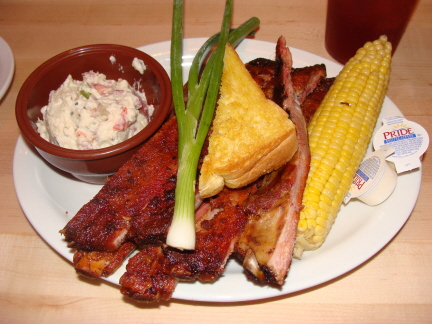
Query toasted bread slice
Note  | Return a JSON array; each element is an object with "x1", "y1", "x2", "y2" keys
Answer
[{"x1": 198, "y1": 44, "x2": 298, "y2": 198}]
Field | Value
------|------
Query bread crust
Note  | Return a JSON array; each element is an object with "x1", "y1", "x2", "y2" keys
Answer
[{"x1": 199, "y1": 44, "x2": 298, "y2": 198}]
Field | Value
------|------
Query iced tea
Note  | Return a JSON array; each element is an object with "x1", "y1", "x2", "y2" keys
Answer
[{"x1": 325, "y1": 0, "x2": 418, "y2": 64}]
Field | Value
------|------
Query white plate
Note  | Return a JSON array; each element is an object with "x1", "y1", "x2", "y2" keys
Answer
[
  {"x1": 13, "y1": 38, "x2": 421, "y2": 302},
  {"x1": 0, "y1": 37, "x2": 14, "y2": 100}
]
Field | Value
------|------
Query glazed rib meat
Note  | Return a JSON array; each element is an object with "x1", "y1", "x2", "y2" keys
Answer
[
  {"x1": 60, "y1": 116, "x2": 178, "y2": 252},
  {"x1": 246, "y1": 57, "x2": 327, "y2": 107},
  {"x1": 120, "y1": 245, "x2": 177, "y2": 301},
  {"x1": 120, "y1": 182, "x2": 260, "y2": 301},
  {"x1": 166, "y1": 184, "x2": 259, "y2": 281},
  {"x1": 301, "y1": 76, "x2": 334, "y2": 125},
  {"x1": 73, "y1": 242, "x2": 136, "y2": 278},
  {"x1": 235, "y1": 36, "x2": 329, "y2": 285}
]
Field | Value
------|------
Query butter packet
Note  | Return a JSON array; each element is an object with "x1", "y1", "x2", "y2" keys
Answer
[
  {"x1": 345, "y1": 116, "x2": 429, "y2": 206},
  {"x1": 372, "y1": 116, "x2": 429, "y2": 173},
  {"x1": 344, "y1": 145, "x2": 397, "y2": 206}
]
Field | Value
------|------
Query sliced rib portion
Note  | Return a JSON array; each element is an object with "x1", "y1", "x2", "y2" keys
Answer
[
  {"x1": 120, "y1": 246, "x2": 177, "y2": 302},
  {"x1": 120, "y1": 182, "x2": 259, "y2": 301},
  {"x1": 167, "y1": 183, "x2": 259, "y2": 281},
  {"x1": 60, "y1": 117, "x2": 178, "y2": 252},
  {"x1": 245, "y1": 58, "x2": 327, "y2": 108},
  {"x1": 301, "y1": 76, "x2": 335, "y2": 125},
  {"x1": 235, "y1": 36, "x2": 327, "y2": 285},
  {"x1": 73, "y1": 242, "x2": 136, "y2": 278}
]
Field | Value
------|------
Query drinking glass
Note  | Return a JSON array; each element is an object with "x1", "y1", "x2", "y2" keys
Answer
[{"x1": 325, "y1": 0, "x2": 418, "y2": 64}]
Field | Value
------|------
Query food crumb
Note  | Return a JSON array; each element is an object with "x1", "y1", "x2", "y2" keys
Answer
[{"x1": 132, "y1": 57, "x2": 146, "y2": 74}]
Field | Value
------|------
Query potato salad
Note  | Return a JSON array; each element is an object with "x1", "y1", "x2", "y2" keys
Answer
[{"x1": 36, "y1": 71, "x2": 154, "y2": 150}]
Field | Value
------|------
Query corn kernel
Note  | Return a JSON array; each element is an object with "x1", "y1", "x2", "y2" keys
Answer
[{"x1": 307, "y1": 218, "x2": 317, "y2": 227}]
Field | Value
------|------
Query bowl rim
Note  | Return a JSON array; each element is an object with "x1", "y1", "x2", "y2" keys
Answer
[{"x1": 15, "y1": 44, "x2": 172, "y2": 161}]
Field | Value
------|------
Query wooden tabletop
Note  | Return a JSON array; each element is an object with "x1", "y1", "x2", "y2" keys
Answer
[{"x1": 1, "y1": 0, "x2": 431, "y2": 323}]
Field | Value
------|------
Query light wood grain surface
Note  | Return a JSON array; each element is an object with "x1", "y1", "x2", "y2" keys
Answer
[{"x1": 1, "y1": 0, "x2": 431, "y2": 323}]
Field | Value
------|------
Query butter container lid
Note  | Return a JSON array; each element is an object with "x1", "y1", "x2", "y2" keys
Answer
[
  {"x1": 344, "y1": 145, "x2": 397, "y2": 206},
  {"x1": 372, "y1": 116, "x2": 429, "y2": 173}
]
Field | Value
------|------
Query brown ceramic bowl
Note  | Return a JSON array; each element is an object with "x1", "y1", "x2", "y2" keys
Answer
[{"x1": 16, "y1": 44, "x2": 172, "y2": 184}]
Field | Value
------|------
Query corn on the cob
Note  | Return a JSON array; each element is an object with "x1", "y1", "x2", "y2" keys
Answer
[{"x1": 294, "y1": 35, "x2": 392, "y2": 259}]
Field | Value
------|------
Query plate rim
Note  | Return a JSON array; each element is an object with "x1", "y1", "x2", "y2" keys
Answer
[{"x1": 0, "y1": 36, "x2": 15, "y2": 100}]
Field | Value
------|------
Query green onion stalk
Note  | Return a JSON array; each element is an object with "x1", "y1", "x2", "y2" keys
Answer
[{"x1": 166, "y1": 0, "x2": 260, "y2": 250}]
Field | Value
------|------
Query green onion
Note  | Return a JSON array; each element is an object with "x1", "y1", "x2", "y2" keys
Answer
[
  {"x1": 80, "y1": 90, "x2": 91, "y2": 99},
  {"x1": 188, "y1": 17, "x2": 260, "y2": 97},
  {"x1": 166, "y1": 0, "x2": 259, "y2": 250}
]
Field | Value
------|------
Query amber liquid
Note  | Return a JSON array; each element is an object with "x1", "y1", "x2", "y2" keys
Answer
[{"x1": 325, "y1": 0, "x2": 418, "y2": 64}]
